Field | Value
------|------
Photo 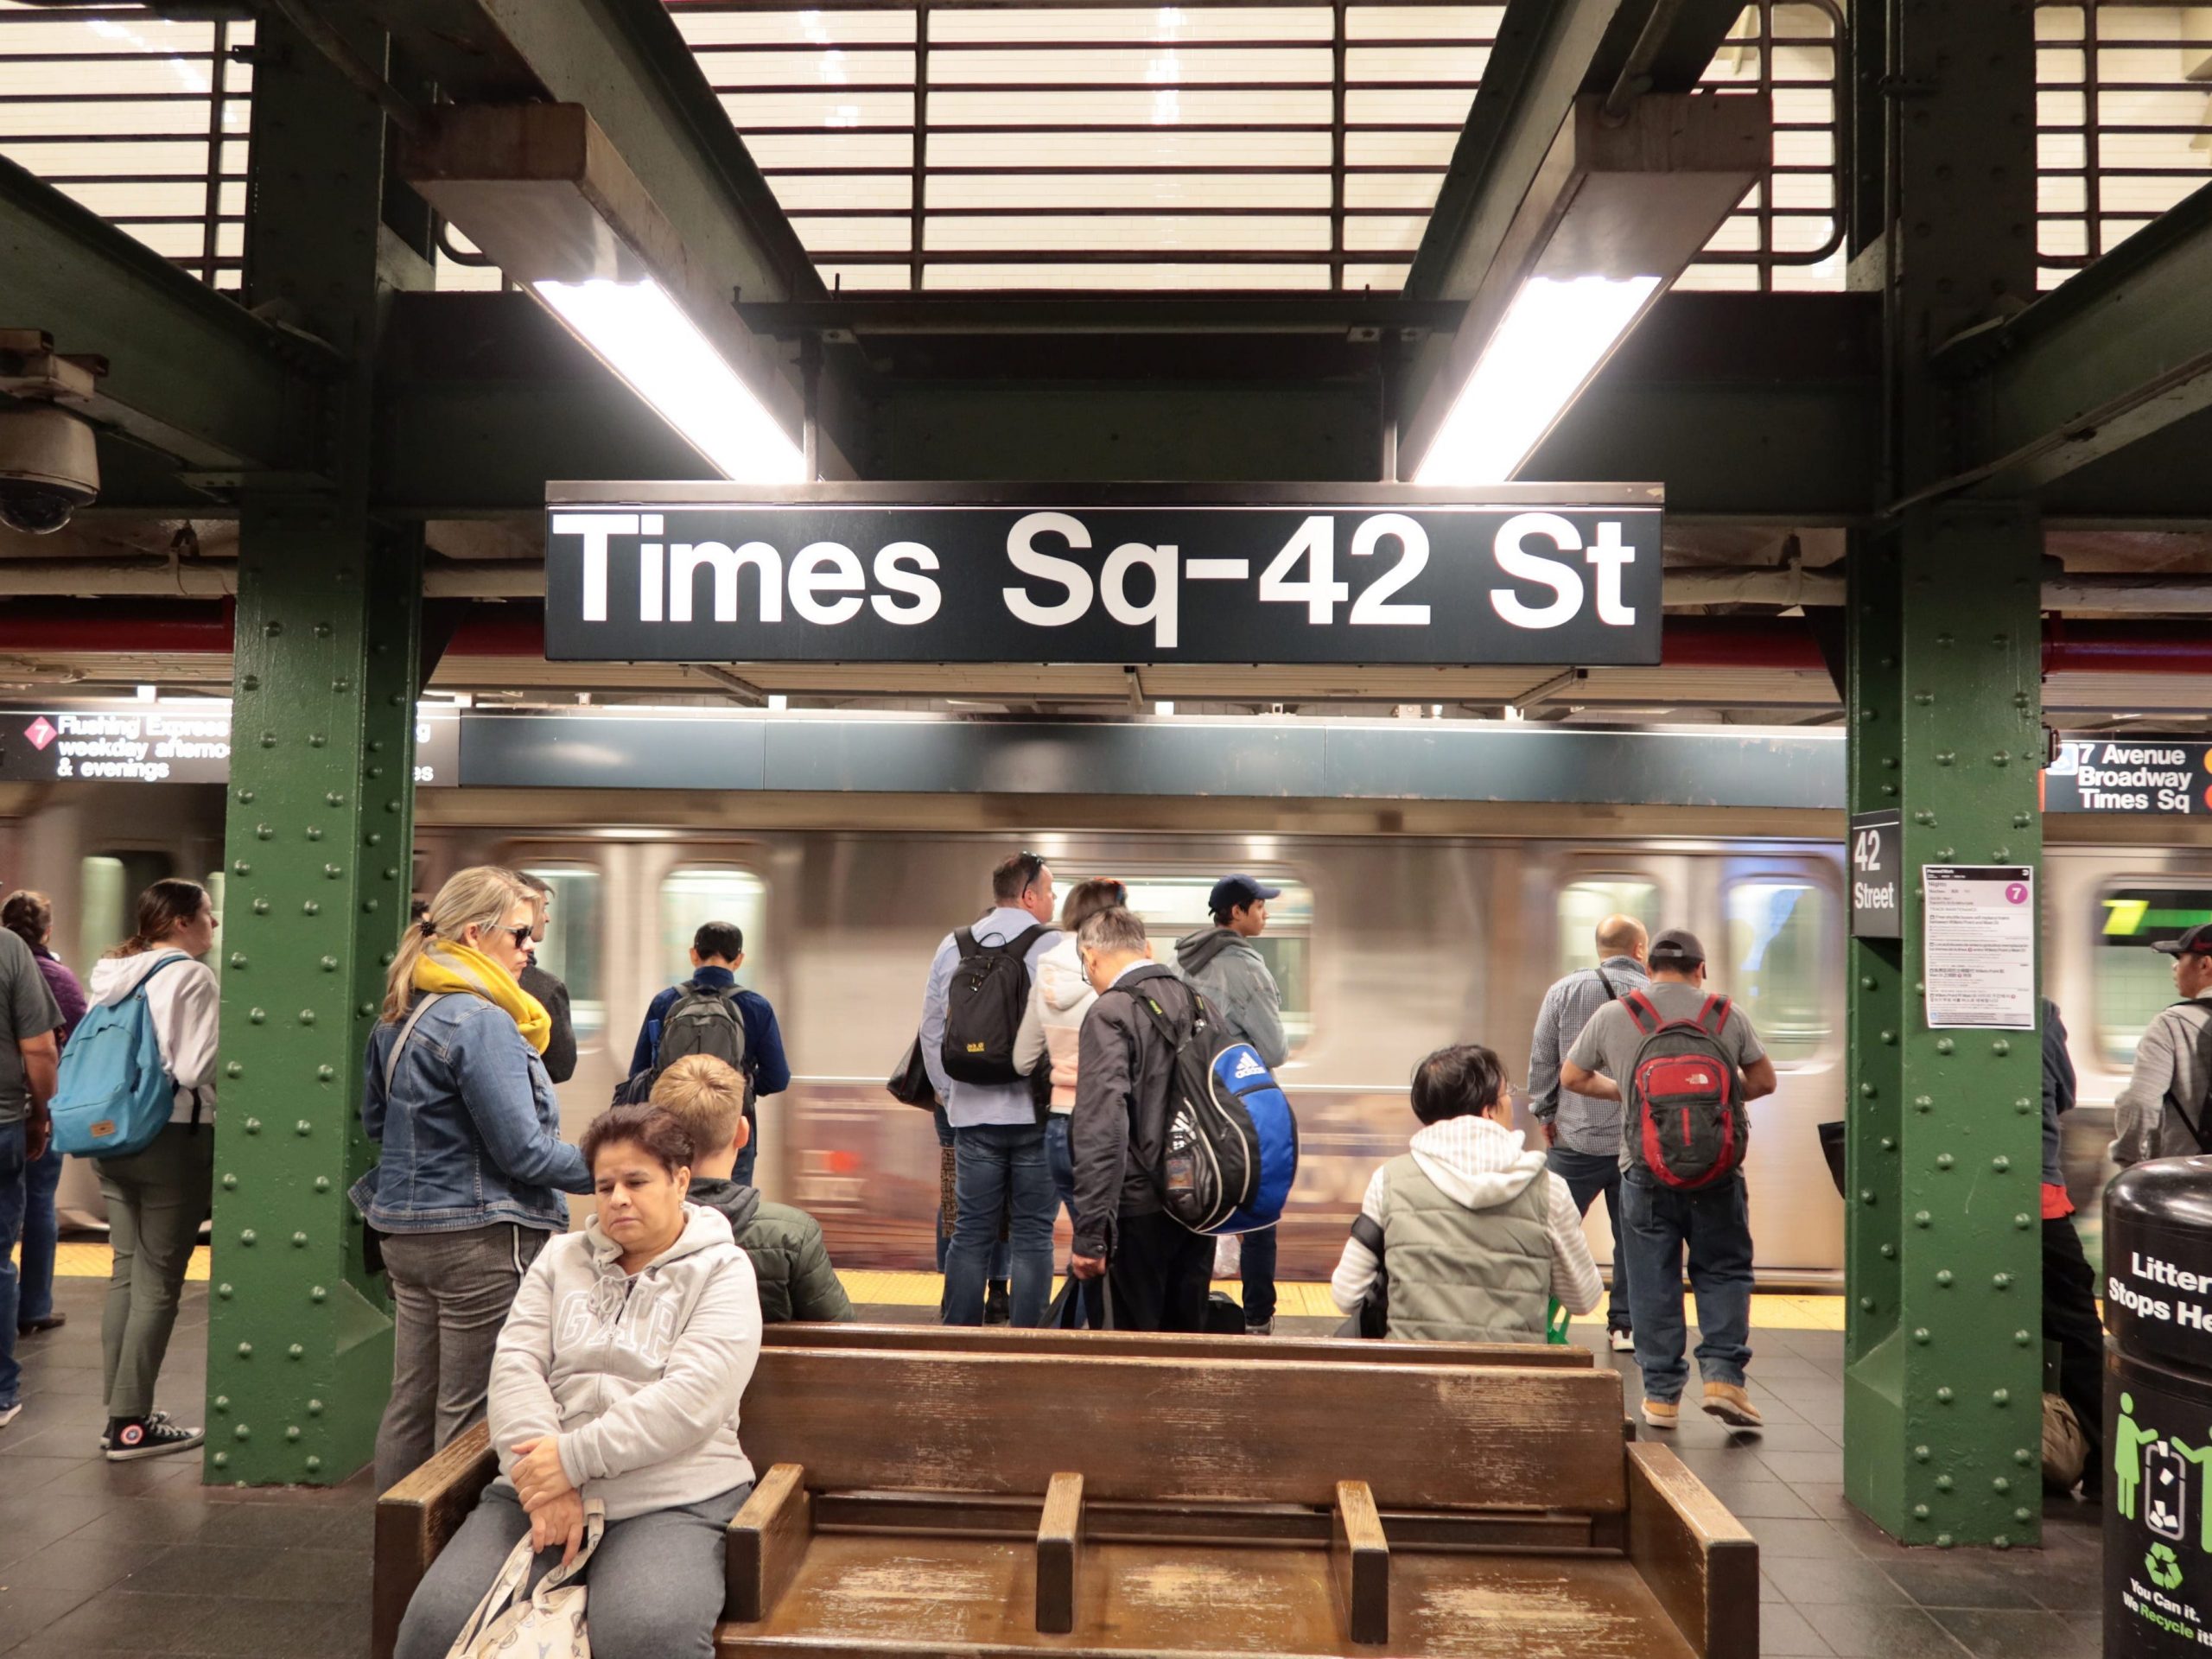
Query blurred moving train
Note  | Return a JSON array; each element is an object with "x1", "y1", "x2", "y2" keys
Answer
[{"x1": 2, "y1": 711, "x2": 2202, "y2": 1286}]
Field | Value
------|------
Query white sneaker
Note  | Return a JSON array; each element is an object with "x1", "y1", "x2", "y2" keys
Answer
[
  {"x1": 1610, "y1": 1331, "x2": 1636, "y2": 1353},
  {"x1": 0, "y1": 1401, "x2": 21, "y2": 1431}
]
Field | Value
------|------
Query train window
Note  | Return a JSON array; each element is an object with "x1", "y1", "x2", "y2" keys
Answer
[
  {"x1": 1064, "y1": 874, "x2": 1313, "y2": 1051},
  {"x1": 660, "y1": 868, "x2": 770, "y2": 993},
  {"x1": 2096, "y1": 886, "x2": 2212, "y2": 1065},
  {"x1": 1724, "y1": 880, "x2": 1832, "y2": 1065},
  {"x1": 523, "y1": 866, "x2": 605, "y2": 1040},
  {"x1": 1555, "y1": 880, "x2": 1660, "y2": 982},
  {"x1": 74, "y1": 851, "x2": 173, "y2": 975}
]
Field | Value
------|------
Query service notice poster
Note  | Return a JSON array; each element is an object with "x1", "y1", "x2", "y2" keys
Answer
[{"x1": 1922, "y1": 865, "x2": 2036, "y2": 1029}]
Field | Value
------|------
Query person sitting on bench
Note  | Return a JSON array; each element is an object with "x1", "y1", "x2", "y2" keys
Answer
[
  {"x1": 1330, "y1": 1044, "x2": 1602, "y2": 1344},
  {"x1": 393, "y1": 1104, "x2": 763, "y2": 1659}
]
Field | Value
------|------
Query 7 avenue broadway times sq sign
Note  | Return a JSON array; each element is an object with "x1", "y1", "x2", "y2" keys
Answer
[{"x1": 542, "y1": 485, "x2": 1666, "y2": 666}]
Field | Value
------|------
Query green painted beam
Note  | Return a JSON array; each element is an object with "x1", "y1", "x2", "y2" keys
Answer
[
  {"x1": 0, "y1": 155, "x2": 329, "y2": 478},
  {"x1": 203, "y1": 13, "x2": 418, "y2": 1488}
]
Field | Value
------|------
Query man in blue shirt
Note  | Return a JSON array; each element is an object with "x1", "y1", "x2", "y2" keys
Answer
[
  {"x1": 623, "y1": 921, "x2": 790, "y2": 1186},
  {"x1": 921, "y1": 852, "x2": 1060, "y2": 1326}
]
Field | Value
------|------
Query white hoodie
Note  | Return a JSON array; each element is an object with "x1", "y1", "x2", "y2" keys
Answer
[
  {"x1": 1330, "y1": 1114, "x2": 1602, "y2": 1319},
  {"x1": 86, "y1": 947, "x2": 219, "y2": 1124},
  {"x1": 1014, "y1": 934, "x2": 1096, "y2": 1114},
  {"x1": 488, "y1": 1201, "x2": 762, "y2": 1521}
]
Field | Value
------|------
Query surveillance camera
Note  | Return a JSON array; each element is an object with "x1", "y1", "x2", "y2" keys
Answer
[{"x1": 0, "y1": 404, "x2": 99, "y2": 535}]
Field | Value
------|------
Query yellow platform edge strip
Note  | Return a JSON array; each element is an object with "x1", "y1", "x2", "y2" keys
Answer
[{"x1": 26, "y1": 1242, "x2": 1846, "y2": 1329}]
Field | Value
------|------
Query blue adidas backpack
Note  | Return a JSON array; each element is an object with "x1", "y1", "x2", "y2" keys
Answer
[
  {"x1": 1135, "y1": 986, "x2": 1300, "y2": 1236},
  {"x1": 50, "y1": 954, "x2": 199, "y2": 1160}
]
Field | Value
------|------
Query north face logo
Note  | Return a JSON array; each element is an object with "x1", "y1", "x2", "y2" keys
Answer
[
  {"x1": 1232, "y1": 1051, "x2": 1266, "y2": 1079},
  {"x1": 1688, "y1": 1073, "x2": 1711, "y2": 1087}
]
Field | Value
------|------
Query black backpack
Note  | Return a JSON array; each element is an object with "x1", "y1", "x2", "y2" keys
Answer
[
  {"x1": 941, "y1": 925, "x2": 1050, "y2": 1085},
  {"x1": 620, "y1": 977, "x2": 749, "y2": 1106}
]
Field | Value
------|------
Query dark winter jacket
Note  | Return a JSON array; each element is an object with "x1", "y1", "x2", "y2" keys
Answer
[
  {"x1": 1173, "y1": 926, "x2": 1287, "y2": 1065},
  {"x1": 689, "y1": 1176, "x2": 854, "y2": 1324},
  {"x1": 518, "y1": 959, "x2": 577, "y2": 1085},
  {"x1": 1070, "y1": 963, "x2": 1224, "y2": 1259}
]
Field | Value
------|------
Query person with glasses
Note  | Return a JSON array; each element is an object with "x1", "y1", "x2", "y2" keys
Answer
[
  {"x1": 81, "y1": 879, "x2": 220, "y2": 1459},
  {"x1": 354, "y1": 865, "x2": 592, "y2": 1493},
  {"x1": 918, "y1": 851, "x2": 1063, "y2": 1326}
]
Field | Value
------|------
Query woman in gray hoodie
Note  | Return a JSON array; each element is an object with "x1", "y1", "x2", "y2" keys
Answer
[{"x1": 394, "y1": 1103, "x2": 762, "y2": 1659}]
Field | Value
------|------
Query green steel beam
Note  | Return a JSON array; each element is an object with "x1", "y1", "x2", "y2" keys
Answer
[
  {"x1": 0, "y1": 154, "x2": 330, "y2": 479},
  {"x1": 1843, "y1": 0, "x2": 2045, "y2": 1548},
  {"x1": 203, "y1": 13, "x2": 420, "y2": 1488}
]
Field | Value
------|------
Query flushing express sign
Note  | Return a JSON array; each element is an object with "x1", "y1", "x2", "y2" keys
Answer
[{"x1": 542, "y1": 484, "x2": 1665, "y2": 666}]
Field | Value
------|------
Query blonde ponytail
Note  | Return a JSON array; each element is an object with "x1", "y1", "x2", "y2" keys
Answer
[{"x1": 381, "y1": 865, "x2": 530, "y2": 1023}]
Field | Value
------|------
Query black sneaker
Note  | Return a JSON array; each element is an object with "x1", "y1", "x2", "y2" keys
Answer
[
  {"x1": 983, "y1": 1280, "x2": 1012, "y2": 1325},
  {"x1": 106, "y1": 1412, "x2": 203, "y2": 1462},
  {"x1": 99, "y1": 1406, "x2": 179, "y2": 1452}
]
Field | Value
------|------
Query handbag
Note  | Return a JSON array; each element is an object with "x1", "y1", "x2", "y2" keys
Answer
[
  {"x1": 887, "y1": 1034, "x2": 939, "y2": 1110},
  {"x1": 1046, "y1": 1271, "x2": 1113, "y2": 1331},
  {"x1": 443, "y1": 1500, "x2": 606, "y2": 1659}
]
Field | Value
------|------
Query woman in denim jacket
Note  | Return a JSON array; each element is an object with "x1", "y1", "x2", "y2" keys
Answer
[{"x1": 354, "y1": 865, "x2": 591, "y2": 1492}]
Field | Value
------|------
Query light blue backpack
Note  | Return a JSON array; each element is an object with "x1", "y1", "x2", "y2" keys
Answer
[{"x1": 49, "y1": 955, "x2": 200, "y2": 1159}]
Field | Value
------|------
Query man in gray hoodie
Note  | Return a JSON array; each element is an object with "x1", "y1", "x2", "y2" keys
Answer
[{"x1": 1176, "y1": 874, "x2": 1289, "y2": 1333}]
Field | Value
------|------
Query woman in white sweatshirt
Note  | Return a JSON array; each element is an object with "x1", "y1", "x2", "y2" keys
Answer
[
  {"x1": 1331, "y1": 1044, "x2": 1602, "y2": 1344},
  {"x1": 85, "y1": 878, "x2": 220, "y2": 1461},
  {"x1": 395, "y1": 1102, "x2": 761, "y2": 1659}
]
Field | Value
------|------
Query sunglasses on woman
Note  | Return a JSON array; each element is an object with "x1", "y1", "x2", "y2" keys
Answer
[{"x1": 502, "y1": 924, "x2": 534, "y2": 949}]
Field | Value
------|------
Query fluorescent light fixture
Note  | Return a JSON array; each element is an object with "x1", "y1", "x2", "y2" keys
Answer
[
  {"x1": 1406, "y1": 93, "x2": 1767, "y2": 486},
  {"x1": 404, "y1": 105, "x2": 808, "y2": 484},
  {"x1": 1155, "y1": 699, "x2": 1177, "y2": 715},
  {"x1": 1416, "y1": 275, "x2": 1659, "y2": 486},
  {"x1": 534, "y1": 278, "x2": 804, "y2": 484}
]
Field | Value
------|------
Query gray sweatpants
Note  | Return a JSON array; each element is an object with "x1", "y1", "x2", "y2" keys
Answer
[
  {"x1": 372, "y1": 1224, "x2": 549, "y2": 1494},
  {"x1": 394, "y1": 1478, "x2": 752, "y2": 1659},
  {"x1": 96, "y1": 1122, "x2": 214, "y2": 1421}
]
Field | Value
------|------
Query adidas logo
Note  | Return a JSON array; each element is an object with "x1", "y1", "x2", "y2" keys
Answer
[{"x1": 1231, "y1": 1052, "x2": 1266, "y2": 1079}]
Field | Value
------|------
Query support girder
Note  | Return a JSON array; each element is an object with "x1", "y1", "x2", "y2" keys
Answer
[{"x1": 0, "y1": 155, "x2": 330, "y2": 479}]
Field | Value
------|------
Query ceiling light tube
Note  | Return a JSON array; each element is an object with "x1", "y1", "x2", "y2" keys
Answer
[
  {"x1": 403, "y1": 105, "x2": 807, "y2": 485},
  {"x1": 1409, "y1": 92, "x2": 1769, "y2": 486}
]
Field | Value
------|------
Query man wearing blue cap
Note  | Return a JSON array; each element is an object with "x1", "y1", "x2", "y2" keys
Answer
[{"x1": 1178, "y1": 874, "x2": 1290, "y2": 1332}]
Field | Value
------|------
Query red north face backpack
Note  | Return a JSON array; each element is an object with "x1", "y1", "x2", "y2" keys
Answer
[{"x1": 1621, "y1": 990, "x2": 1749, "y2": 1189}]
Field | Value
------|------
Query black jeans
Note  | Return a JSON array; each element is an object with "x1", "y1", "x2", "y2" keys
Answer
[
  {"x1": 1108, "y1": 1210, "x2": 1214, "y2": 1332},
  {"x1": 2044, "y1": 1213, "x2": 2107, "y2": 1493},
  {"x1": 1240, "y1": 1227, "x2": 1278, "y2": 1327}
]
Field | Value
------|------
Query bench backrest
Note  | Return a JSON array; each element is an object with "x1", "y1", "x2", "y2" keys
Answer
[
  {"x1": 741, "y1": 1346, "x2": 1627, "y2": 1513},
  {"x1": 760, "y1": 1323, "x2": 1593, "y2": 1367}
]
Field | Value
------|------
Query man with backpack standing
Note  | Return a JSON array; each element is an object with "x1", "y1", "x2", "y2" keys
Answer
[
  {"x1": 2113, "y1": 921, "x2": 2212, "y2": 1166},
  {"x1": 1560, "y1": 928, "x2": 1777, "y2": 1431},
  {"x1": 1176, "y1": 874, "x2": 1289, "y2": 1334},
  {"x1": 622, "y1": 921, "x2": 789, "y2": 1187},
  {"x1": 1528, "y1": 914, "x2": 1650, "y2": 1355},
  {"x1": 0, "y1": 922, "x2": 61, "y2": 1432},
  {"x1": 919, "y1": 852, "x2": 1061, "y2": 1326}
]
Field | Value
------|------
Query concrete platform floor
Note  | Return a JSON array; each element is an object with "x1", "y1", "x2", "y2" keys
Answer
[{"x1": 0, "y1": 1276, "x2": 2106, "y2": 1659}]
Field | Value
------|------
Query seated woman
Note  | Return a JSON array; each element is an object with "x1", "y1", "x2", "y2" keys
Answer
[
  {"x1": 394, "y1": 1104, "x2": 762, "y2": 1659},
  {"x1": 1330, "y1": 1044, "x2": 1602, "y2": 1344}
]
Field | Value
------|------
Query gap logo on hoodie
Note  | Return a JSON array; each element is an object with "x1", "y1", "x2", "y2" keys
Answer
[{"x1": 557, "y1": 1283, "x2": 681, "y2": 1367}]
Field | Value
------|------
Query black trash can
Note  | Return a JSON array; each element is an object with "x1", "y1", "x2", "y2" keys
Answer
[{"x1": 2103, "y1": 1157, "x2": 2212, "y2": 1655}]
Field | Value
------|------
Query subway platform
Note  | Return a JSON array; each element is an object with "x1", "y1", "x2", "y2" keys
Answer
[{"x1": 0, "y1": 1267, "x2": 2103, "y2": 1659}]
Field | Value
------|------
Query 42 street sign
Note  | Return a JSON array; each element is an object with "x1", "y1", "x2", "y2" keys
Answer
[{"x1": 543, "y1": 483, "x2": 1664, "y2": 667}]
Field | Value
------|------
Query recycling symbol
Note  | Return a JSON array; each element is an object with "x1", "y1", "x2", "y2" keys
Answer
[{"x1": 2147, "y1": 1542, "x2": 2185, "y2": 1591}]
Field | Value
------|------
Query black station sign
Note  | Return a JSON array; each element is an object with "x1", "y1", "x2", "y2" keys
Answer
[
  {"x1": 2044, "y1": 737, "x2": 2212, "y2": 817},
  {"x1": 540, "y1": 498, "x2": 1666, "y2": 665},
  {"x1": 1848, "y1": 808, "x2": 1902, "y2": 940}
]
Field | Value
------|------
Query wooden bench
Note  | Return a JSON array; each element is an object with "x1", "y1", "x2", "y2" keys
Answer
[
  {"x1": 760, "y1": 1320, "x2": 1596, "y2": 1367},
  {"x1": 375, "y1": 1336, "x2": 1753, "y2": 1659}
]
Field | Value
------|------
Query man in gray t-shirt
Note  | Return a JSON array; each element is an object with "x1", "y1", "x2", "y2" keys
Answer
[
  {"x1": 1561, "y1": 929, "x2": 1776, "y2": 1434},
  {"x1": 1, "y1": 924, "x2": 65, "y2": 1425}
]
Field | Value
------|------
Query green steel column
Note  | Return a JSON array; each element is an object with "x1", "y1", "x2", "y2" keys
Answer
[
  {"x1": 1844, "y1": 0, "x2": 2045, "y2": 1548},
  {"x1": 201, "y1": 15, "x2": 420, "y2": 1485}
]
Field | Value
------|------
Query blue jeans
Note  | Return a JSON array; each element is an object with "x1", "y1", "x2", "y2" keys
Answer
[
  {"x1": 1548, "y1": 1145, "x2": 1631, "y2": 1334},
  {"x1": 0, "y1": 1121, "x2": 25, "y2": 1407},
  {"x1": 944, "y1": 1122, "x2": 1056, "y2": 1327},
  {"x1": 18, "y1": 1141, "x2": 60, "y2": 1326},
  {"x1": 1042, "y1": 1116, "x2": 1094, "y2": 1328},
  {"x1": 1620, "y1": 1173, "x2": 1753, "y2": 1402},
  {"x1": 933, "y1": 1105, "x2": 1007, "y2": 1279}
]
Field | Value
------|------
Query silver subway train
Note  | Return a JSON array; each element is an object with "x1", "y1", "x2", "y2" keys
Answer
[{"x1": 5, "y1": 754, "x2": 2202, "y2": 1285}]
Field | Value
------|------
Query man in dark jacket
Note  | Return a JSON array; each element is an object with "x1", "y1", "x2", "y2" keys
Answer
[
  {"x1": 1069, "y1": 906, "x2": 1220, "y2": 1332},
  {"x1": 2040, "y1": 997, "x2": 2103, "y2": 1498},
  {"x1": 516, "y1": 873, "x2": 577, "y2": 1086},
  {"x1": 650, "y1": 1055, "x2": 852, "y2": 1323}
]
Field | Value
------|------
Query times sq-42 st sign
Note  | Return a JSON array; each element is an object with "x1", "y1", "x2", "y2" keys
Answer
[{"x1": 541, "y1": 486, "x2": 1667, "y2": 667}]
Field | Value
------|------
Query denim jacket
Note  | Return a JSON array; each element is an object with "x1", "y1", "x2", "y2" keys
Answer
[{"x1": 350, "y1": 991, "x2": 591, "y2": 1235}]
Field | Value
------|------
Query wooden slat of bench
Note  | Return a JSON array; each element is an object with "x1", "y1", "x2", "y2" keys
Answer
[
  {"x1": 715, "y1": 1535, "x2": 1698, "y2": 1658},
  {"x1": 1036, "y1": 1472, "x2": 1084, "y2": 1635},
  {"x1": 1329, "y1": 1481, "x2": 1389, "y2": 1645},
  {"x1": 742, "y1": 1349, "x2": 1626, "y2": 1513},
  {"x1": 1625, "y1": 1441, "x2": 1758, "y2": 1659},
  {"x1": 762, "y1": 1324, "x2": 1592, "y2": 1368}
]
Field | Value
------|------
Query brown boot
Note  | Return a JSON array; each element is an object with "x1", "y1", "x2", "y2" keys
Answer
[{"x1": 1701, "y1": 1381, "x2": 1764, "y2": 1429}]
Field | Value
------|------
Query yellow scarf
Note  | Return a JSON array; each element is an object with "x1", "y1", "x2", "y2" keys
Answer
[{"x1": 412, "y1": 941, "x2": 552, "y2": 1054}]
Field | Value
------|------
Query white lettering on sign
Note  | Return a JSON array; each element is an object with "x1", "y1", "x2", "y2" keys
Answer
[
  {"x1": 1853, "y1": 881, "x2": 1896, "y2": 910},
  {"x1": 871, "y1": 542, "x2": 941, "y2": 624},
  {"x1": 1002, "y1": 512, "x2": 1095, "y2": 626},
  {"x1": 551, "y1": 512, "x2": 637, "y2": 622},
  {"x1": 1489, "y1": 513, "x2": 1586, "y2": 629}
]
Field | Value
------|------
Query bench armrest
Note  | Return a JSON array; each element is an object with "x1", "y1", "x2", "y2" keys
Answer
[
  {"x1": 1624, "y1": 1441, "x2": 1758, "y2": 1659},
  {"x1": 372, "y1": 1421, "x2": 499, "y2": 1659}
]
